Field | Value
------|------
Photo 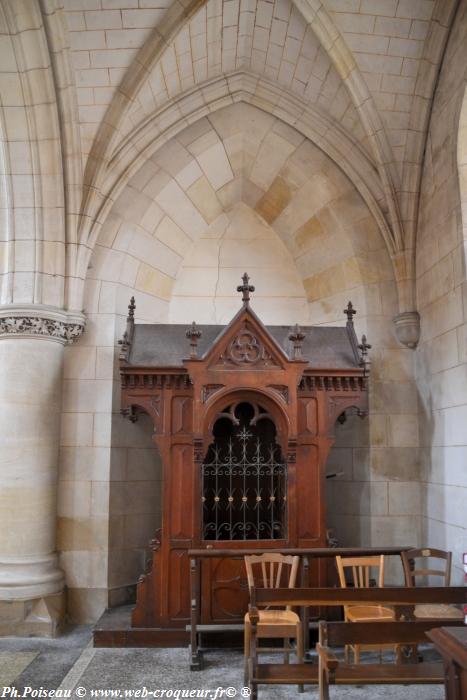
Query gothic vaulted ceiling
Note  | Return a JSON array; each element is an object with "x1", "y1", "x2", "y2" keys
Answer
[{"x1": 0, "y1": 0, "x2": 459, "y2": 312}]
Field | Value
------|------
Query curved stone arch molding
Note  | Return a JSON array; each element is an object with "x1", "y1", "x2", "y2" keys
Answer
[
  {"x1": 0, "y1": 0, "x2": 68, "y2": 306},
  {"x1": 393, "y1": 0, "x2": 460, "y2": 313},
  {"x1": 72, "y1": 76, "x2": 397, "y2": 311},
  {"x1": 400, "y1": 0, "x2": 459, "y2": 249},
  {"x1": 0, "y1": 97, "x2": 14, "y2": 303},
  {"x1": 109, "y1": 73, "x2": 384, "y2": 209},
  {"x1": 39, "y1": 0, "x2": 84, "y2": 252},
  {"x1": 77, "y1": 0, "x2": 403, "y2": 262},
  {"x1": 78, "y1": 0, "x2": 207, "y2": 247},
  {"x1": 109, "y1": 73, "x2": 376, "y2": 179},
  {"x1": 458, "y1": 83, "x2": 467, "y2": 258},
  {"x1": 292, "y1": 0, "x2": 403, "y2": 255}
]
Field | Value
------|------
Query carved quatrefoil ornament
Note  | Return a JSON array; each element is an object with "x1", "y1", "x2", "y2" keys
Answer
[{"x1": 229, "y1": 330, "x2": 262, "y2": 363}]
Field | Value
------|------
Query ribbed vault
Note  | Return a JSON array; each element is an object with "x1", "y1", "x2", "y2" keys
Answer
[
  {"x1": 71, "y1": 0, "x2": 456, "y2": 319},
  {"x1": 87, "y1": 103, "x2": 394, "y2": 328}
]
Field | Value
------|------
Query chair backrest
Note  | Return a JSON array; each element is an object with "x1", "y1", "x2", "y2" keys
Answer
[
  {"x1": 401, "y1": 548, "x2": 452, "y2": 587},
  {"x1": 244, "y1": 553, "x2": 299, "y2": 593},
  {"x1": 335, "y1": 555, "x2": 385, "y2": 589}
]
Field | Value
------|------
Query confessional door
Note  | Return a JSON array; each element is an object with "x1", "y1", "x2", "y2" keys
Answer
[{"x1": 198, "y1": 399, "x2": 293, "y2": 624}]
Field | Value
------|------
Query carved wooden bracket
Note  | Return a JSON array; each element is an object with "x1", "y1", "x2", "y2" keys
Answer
[
  {"x1": 287, "y1": 438, "x2": 297, "y2": 463},
  {"x1": 121, "y1": 405, "x2": 137, "y2": 422},
  {"x1": 268, "y1": 384, "x2": 289, "y2": 403},
  {"x1": 193, "y1": 438, "x2": 204, "y2": 463},
  {"x1": 201, "y1": 384, "x2": 224, "y2": 402},
  {"x1": 150, "y1": 528, "x2": 162, "y2": 552}
]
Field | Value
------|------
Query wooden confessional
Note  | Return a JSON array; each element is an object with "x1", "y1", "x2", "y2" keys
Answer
[{"x1": 119, "y1": 274, "x2": 370, "y2": 644}]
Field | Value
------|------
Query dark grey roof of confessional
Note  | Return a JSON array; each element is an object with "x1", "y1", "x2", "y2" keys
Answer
[{"x1": 127, "y1": 322, "x2": 360, "y2": 369}]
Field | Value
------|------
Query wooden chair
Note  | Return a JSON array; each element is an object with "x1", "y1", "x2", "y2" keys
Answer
[
  {"x1": 244, "y1": 553, "x2": 304, "y2": 687},
  {"x1": 335, "y1": 554, "x2": 396, "y2": 663},
  {"x1": 401, "y1": 547, "x2": 463, "y2": 620},
  {"x1": 247, "y1": 585, "x2": 467, "y2": 699}
]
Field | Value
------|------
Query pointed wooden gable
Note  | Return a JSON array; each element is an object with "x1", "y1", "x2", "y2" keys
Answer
[{"x1": 203, "y1": 306, "x2": 289, "y2": 371}]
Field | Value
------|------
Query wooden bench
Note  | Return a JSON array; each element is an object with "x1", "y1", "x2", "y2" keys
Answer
[
  {"x1": 317, "y1": 620, "x2": 448, "y2": 700},
  {"x1": 247, "y1": 586, "x2": 467, "y2": 699}
]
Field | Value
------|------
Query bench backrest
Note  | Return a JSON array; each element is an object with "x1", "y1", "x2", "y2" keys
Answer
[
  {"x1": 319, "y1": 619, "x2": 464, "y2": 647},
  {"x1": 250, "y1": 586, "x2": 467, "y2": 608}
]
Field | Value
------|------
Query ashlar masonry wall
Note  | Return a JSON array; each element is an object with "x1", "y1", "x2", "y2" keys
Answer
[{"x1": 415, "y1": 1, "x2": 467, "y2": 584}]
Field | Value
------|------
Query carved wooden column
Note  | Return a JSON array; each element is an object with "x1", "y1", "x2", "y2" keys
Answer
[{"x1": 0, "y1": 306, "x2": 84, "y2": 635}]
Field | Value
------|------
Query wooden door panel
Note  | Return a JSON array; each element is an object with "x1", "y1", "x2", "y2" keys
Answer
[
  {"x1": 298, "y1": 397, "x2": 318, "y2": 437},
  {"x1": 202, "y1": 558, "x2": 249, "y2": 623},
  {"x1": 169, "y1": 445, "x2": 194, "y2": 539},
  {"x1": 168, "y1": 549, "x2": 191, "y2": 621},
  {"x1": 296, "y1": 444, "x2": 320, "y2": 539}
]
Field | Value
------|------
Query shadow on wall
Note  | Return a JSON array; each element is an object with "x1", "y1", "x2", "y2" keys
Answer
[
  {"x1": 416, "y1": 383, "x2": 466, "y2": 585},
  {"x1": 326, "y1": 410, "x2": 410, "y2": 585},
  {"x1": 326, "y1": 411, "x2": 370, "y2": 550},
  {"x1": 108, "y1": 411, "x2": 163, "y2": 607}
]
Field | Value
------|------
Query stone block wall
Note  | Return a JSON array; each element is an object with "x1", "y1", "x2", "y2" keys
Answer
[
  {"x1": 415, "y1": 2, "x2": 467, "y2": 584},
  {"x1": 1, "y1": 0, "x2": 465, "y2": 632},
  {"x1": 57, "y1": 103, "x2": 422, "y2": 618}
]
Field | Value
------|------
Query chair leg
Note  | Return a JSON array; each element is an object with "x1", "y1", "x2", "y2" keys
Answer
[
  {"x1": 344, "y1": 645, "x2": 349, "y2": 664},
  {"x1": 283, "y1": 638, "x2": 290, "y2": 664},
  {"x1": 354, "y1": 644, "x2": 360, "y2": 664},
  {"x1": 318, "y1": 654, "x2": 329, "y2": 700},
  {"x1": 244, "y1": 621, "x2": 250, "y2": 686},
  {"x1": 296, "y1": 624, "x2": 305, "y2": 693}
]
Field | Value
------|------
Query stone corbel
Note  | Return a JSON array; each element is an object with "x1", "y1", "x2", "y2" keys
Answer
[
  {"x1": 393, "y1": 311, "x2": 420, "y2": 349},
  {"x1": 0, "y1": 304, "x2": 85, "y2": 344}
]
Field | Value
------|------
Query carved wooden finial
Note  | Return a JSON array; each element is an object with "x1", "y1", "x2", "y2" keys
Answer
[
  {"x1": 358, "y1": 334, "x2": 372, "y2": 374},
  {"x1": 186, "y1": 321, "x2": 202, "y2": 359},
  {"x1": 128, "y1": 296, "x2": 135, "y2": 319},
  {"x1": 118, "y1": 296, "x2": 136, "y2": 361},
  {"x1": 237, "y1": 272, "x2": 255, "y2": 306},
  {"x1": 344, "y1": 301, "x2": 356, "y2": 324},
  {"x1": 288, "y1": 323, "x2": 306, "y2": 360}
]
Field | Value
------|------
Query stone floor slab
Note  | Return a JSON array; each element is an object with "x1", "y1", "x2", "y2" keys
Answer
[
  {"x1": 0, "y1": 651, "x2": 38, "y2": 685},
  {"x1": 0, "y1": 626, "x2": 446, "y2": 699}
]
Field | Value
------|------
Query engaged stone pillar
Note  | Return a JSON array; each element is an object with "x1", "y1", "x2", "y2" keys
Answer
[{"x1": 0, "y1": 306, "x2": 84, "y2": 635}]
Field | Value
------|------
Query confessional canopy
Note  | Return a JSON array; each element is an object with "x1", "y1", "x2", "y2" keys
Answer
[{"x1": 119, "y1": 274, "x2": 370, "y2": 637}]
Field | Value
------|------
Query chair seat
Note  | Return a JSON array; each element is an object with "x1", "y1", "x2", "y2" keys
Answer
[
  {"x1": 346, "y1": 606, "x2": 395, "y2": 622},
  {"x1": 244, "y1": 609, "x2": 300, "y2": 624},
  {"x1": 414, "y1": 604, "x2": 464, "y2": 619}
]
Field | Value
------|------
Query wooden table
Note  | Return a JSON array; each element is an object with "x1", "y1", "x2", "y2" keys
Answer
[
  {"x1": 427, "y1": 626, "x2": 467, "y2": 700},
  {"x1": 188, "y1": 545, "x2": 412, "y2": 669}
]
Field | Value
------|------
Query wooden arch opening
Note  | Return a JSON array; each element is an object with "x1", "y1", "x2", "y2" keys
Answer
[{"x1": 201, "y1": 399, "x2": 287, "y2": 542}]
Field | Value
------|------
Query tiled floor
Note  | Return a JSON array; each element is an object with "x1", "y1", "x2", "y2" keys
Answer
[{"x1": 0, "y1": 627, "x2": 445, "y2": 700}]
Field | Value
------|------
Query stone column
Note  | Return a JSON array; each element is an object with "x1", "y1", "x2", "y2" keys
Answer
[{"x1": 0, "y1": 306, "x2": 84, "y2": 636}]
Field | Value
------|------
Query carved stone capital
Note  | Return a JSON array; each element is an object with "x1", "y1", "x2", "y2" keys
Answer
[
  {"x1": 0, "y1": 305, "x2": 85, "y2": 345},
  {"x1": 393, "y1": 311, "x2": 420, "y2": 349}
]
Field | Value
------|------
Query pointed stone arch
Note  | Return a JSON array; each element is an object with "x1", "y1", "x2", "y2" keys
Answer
[
  {"x1": 85, "y1": 101, "x2": 396, "y2": 328},
  {"x1": 75, "y1": 0, "x2": 458, "y2": 320},
  {"x1": 76, "y1": 0, "x2": 400, "y2": 277},
  {"x1": 72, "y1": 75, "x2": 398, "y2": 311}
]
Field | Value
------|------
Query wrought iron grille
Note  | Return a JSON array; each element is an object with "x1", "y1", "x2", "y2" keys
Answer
[{"x1": 202, "y1": 402, "x2": 287, "y2": 541}]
